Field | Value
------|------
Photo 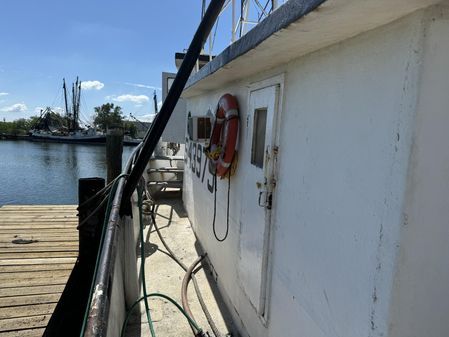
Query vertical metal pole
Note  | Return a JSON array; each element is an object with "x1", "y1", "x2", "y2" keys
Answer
[
  {"x1": 78, "y1": 178, "x2": 106, "y2": 261},
  {"x1": 239, "y1": 0, "x2": 244, "y2": 37},
  {"x1": 242, "y1": 0, "x2": 249, "y2": 35},
  {"x1": 232, "y1": 0, "x2": 236, "y2": 43},
  {"x1": 272, "y1": 0, "x2": 278, "y2": 10},
  {"x1": 106, "y1": 127, "x2": 123, "y2": 184},
  {"x1": 209, "y1": 28, "x2": 213, "y2": 58}
]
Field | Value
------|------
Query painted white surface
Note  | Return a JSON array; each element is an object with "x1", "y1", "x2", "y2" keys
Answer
[
  {"x1": 239, "y1": 85, "x2": 278, "y2": 317},
  {"x1": 183, "y1": 5, "x2": 449, "y2": 337},
  {"x1": 184, "y1": 0, "x2": 442, "y2": 97},
  {"x1": 388, "y1": 5, "x2": 449, "y2": 337},
  {"x1": 161, "y1": 72, "x2": 187, "y2": 143}
]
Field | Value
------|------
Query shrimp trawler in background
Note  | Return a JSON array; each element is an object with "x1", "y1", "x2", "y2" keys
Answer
[{"x1": 30, "y1": 78, "x2": 107, "y2": 144}]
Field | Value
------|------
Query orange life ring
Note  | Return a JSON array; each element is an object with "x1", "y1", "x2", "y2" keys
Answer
[{"x1": 207, "y1": 94, "x2": 239, "y2": 177}]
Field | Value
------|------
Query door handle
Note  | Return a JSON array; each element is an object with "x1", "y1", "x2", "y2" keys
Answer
[
  {"x1": 258, "y1": 191, "x2": 266, "y2": 207},
  {"x1": 258, "y1": 191, "x2": 272, "y2": 209}
]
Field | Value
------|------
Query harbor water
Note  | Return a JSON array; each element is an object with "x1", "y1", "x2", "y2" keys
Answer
[{"x1": 0, "y1": 140, "x2": 135, "y2": 205}]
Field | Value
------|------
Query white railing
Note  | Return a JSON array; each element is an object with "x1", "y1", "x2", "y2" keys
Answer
[{"x1": 202, "y1": 0, "x2": 287, "y2": 56}]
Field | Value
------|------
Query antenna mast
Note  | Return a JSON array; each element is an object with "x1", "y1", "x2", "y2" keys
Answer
[
  {"x1": 63, "y1": 78, "x2": 69, "y2": 127},
  {"x1": 75, "y1": 78, "x2": 81, "y2": 130},
  {"x1": 153, "y1": 90, "x2": 158, "y2": 114}
]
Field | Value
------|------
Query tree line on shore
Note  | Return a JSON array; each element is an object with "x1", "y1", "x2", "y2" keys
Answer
[{"x1": 0, "y1": 103, "x2": 138, "y2": 138}]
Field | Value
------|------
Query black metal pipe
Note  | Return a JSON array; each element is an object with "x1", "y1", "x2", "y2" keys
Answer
[{"x1": 121, "y1": 0, "x2": 226, "y2": 211}]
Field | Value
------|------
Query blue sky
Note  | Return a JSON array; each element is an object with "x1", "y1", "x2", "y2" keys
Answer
[{"x1": 0, "y1": 0, "x2": 233, "y2": 123}]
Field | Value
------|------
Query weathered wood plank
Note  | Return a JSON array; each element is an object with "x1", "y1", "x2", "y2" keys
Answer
[
  {"x1": 0, "y1": 234, "x2": 77, "y2": 239},
  {"x1": 0, "y1": 241, "x2": 78, "y2": 249},
  {"x1": 0, "y1": 246, "x2": 78, "y2": 253},
  {"x1": 0, "y1": 263, "x2": 74, "y2": 273},
  {"x1": 0, "y1": 213, "x2": 76, "y2": 218},
  {"x1": 0, "y1": 219, "x2": 77, "y2": 224},
  {"x1": 0, "y1": 258, "x2": 76, "y2": 266},
  {"x1": 0, "y1": 294, "x2": 60, "y2": 308},
  {"x1": 1, "y1": 205, "x2": 76, "y2": 209},
  {"x1": 0, "y1": 285, "x2": 66, "y2": 298},
  {"x1": 0, "y1": 274, "x2": 71, "y2": 288},
  {"x1": 0, "y1": 327, "x2": 46, "y2": 337},
  {"x1": 0, "y1": 269, "x2": 74, "y2": 282},
  {"x1": 0, "y1": 303, "x2": 56, "y2": 320},
  {"x1": 0, "y1": 314, "x2": 50, "y2": 332},
  {"x1": 0, "y1": 251, "x2": 77, "y2": 259},
  {"x1": 0, "y1": 229, "x2": 77, "y2": 235}
]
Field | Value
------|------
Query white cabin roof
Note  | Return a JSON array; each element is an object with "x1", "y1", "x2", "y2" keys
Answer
[{"x1": 183, "y1": 0, "x2": 441, "y2": 98}]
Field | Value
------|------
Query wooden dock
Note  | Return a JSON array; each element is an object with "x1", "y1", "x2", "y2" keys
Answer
[{"x1": 0, "y1": 205, "x2": 78, "y2": 337}]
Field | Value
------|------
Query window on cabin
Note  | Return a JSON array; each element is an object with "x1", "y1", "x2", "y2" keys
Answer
[{"x1": 251, "y1": 108, "x2": 267, "y2": 168}]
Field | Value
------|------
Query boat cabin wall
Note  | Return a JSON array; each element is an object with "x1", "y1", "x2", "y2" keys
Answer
[
  {"x1": 161, "y1": 72, "x2": 187, "y2": 144},
  {"x1": 183, "y1": 6, "x2": 449, "y2": 337}
]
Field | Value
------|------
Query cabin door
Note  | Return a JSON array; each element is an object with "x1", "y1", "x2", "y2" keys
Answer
[{"x1": 239, "y1": 84, "x2": 280, "y2": 318}]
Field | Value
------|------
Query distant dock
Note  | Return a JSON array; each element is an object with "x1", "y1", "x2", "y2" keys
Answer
[{"x1": 0, "y1": 205, "x2": 78, "y2": 336}]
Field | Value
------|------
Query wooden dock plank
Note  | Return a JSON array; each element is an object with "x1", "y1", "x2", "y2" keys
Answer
[
  {"x1": 0, "y1": 205, "x2": 78, "y2": 335},
  {"x1": 0, "y1": 241, "x2": 79, "y2": 249},
  {"x1": 0, "y1": 251, "x2": 77, "y2": 260},
  {"x1": 0, "y1": 327, "x2": 45, "y2": 337},
  {"x1": 0, "y1": 258, "x2": 76, "y2": 267},
  {"x1": 0, "y1": 303, "x2": 56, "y2": 320},
  {"x1": 0, "y1": 269, "x2": 74, "y2": 282},
  {"x1": 0, "y1": 263, "x2": 74, "y2": 273},
  {"x1": 0, "y1": 315, "x2": 50, "y2": 332},
  {"x1": 0, "y1": 294, "x2": 61, "y2": 308},
  {"x1": 0, "y1": 285, "x2": 66, "y2": 298}
]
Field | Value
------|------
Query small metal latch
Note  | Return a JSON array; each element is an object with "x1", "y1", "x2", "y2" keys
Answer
[{"x1": 258, "y1": 191, "x2": 272, "y2": 209}]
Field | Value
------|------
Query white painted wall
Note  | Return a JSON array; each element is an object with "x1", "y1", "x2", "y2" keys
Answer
[
  {"x1": 388, "y1": 5, "x2": 449, "y2": 337},
  {"x1": 161, "y1": 72, "x2": 187, "y2": 144},
  {"x1": 183, "y1": 6, "x2": 449, "y2": 337}
]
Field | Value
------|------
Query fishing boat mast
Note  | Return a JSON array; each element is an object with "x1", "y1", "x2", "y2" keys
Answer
[
  {"x1": 153, "y1": 90, "x2": 158, "y2": 114},
  {"x1": 63, "y1": 78, "x2": 70, "y2": 128},
  {"x1": 75, "y1": 78, "x2": 81, "y2": 130},
  {"x1": 68, "y1": 77, "x2": 81, "y2": 131}
]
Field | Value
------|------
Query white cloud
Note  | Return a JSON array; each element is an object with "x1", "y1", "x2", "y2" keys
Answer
[
  {"x1": 124, "y1": 82, "x2": 161, "y2": 90},
  {"x1": 52, "y1": 106, "x2": 64, "y2": 114},
  {"x1": 1, "y1": 103, "x2": 27, "y2": 113},
  {"x1": 34, "y1": 107, "x2": 44, "y2": 114},
  {"x1": 138, "y1": 114, "x2": 156, "y2": 122},
  {"x1": 113, "y1": 94, "x2": 149, "y2": 104},
  {"x1": 0, "y1": 92, "x2": 8, "y2": 97},
  {"x1": 81, "y1": 80, "x2": 104, "y2": 90}
]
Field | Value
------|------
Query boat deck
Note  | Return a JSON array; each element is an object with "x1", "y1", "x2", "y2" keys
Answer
[
  {"x1": 124, "y1": 191, "x2": 233, "y2": 337},
  {"x1": 0, "y1": 205, "x2": 78, "y2": 337}
]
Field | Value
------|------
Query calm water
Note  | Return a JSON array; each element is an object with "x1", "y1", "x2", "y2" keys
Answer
[{"x1": 0, "y1": 140, "x2": 135, "y2": 205}]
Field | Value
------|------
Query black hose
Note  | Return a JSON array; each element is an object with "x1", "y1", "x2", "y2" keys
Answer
[{"x1": 121, "y1": 0, "x2": 226, "y2": 211}]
